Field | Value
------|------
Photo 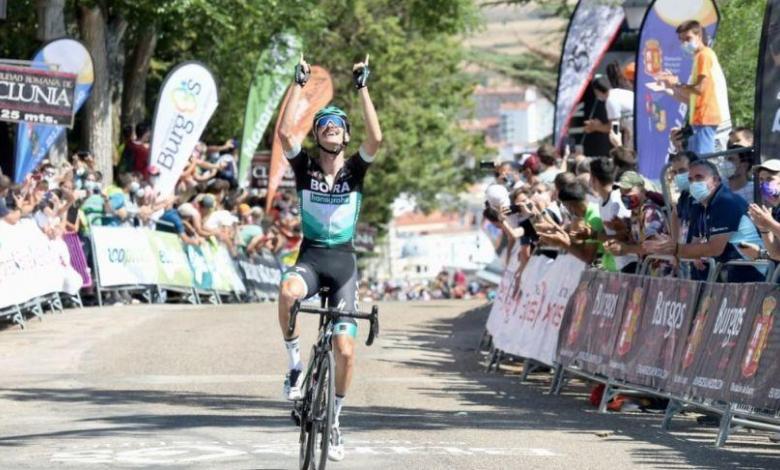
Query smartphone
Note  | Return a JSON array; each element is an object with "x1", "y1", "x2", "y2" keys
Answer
[{"x1": 611, "y1": 122, "x2": 620, "y2": 135}]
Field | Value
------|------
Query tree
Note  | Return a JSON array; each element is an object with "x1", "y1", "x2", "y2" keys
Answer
[{"x1": 713, "y1": 0, "x2": 767, "y2": 128}]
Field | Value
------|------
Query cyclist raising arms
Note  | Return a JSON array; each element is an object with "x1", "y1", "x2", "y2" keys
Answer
[{"x1": 277, "y1": 54, "x2": 381, "y2": 462}]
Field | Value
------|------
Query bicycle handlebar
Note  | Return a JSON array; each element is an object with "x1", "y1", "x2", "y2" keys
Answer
[{"x1": 287, "y1": 300, "x2": 380, "y2": 346}]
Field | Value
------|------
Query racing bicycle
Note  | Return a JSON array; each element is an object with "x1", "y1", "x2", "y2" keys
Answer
[{"x1": 288, "y1": 289, "x2": 379, "y2": 470}]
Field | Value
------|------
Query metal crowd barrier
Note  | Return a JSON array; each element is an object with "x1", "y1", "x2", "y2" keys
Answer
[{"x1": 482, "y1": 248, "x2": 780, "y2": 448}]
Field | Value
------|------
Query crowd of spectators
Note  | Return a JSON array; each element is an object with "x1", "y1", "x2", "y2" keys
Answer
[
  {"x1": 483, "y1": 19, "x2": 779, "y2": 286},
  {"x1": 0, "y1": 123, "x2": 305, "y2": 301}
]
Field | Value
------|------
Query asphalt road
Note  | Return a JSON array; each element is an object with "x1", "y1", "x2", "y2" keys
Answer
[{"x1": 1, "y1": 300, "x2": 778, "y2": 469}]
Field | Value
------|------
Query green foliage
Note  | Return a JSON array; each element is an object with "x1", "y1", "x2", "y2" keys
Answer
[
  {"x1": 0, "y1": 0, "x2": 486, "y2": 227},
  {"x1": 714, "y1": 0, "x2": 767, "y2": 128}
]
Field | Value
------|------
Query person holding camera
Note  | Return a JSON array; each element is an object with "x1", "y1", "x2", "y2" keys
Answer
[{"x1": 656, "y1": 20, "x2": 729, "y2": 155}]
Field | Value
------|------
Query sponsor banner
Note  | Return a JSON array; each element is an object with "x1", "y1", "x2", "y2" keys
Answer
[
  {"x1": 265, "y1": 66, "x2": 333, "y2": 212},
  {"x1": 0, "y1": 219, "x2": 83, "y2": 308},
  {"x1": 213, "y1": 243, "x2": 246, "y2": 294},
  {"x1": 239, "y1": 33, "x2": 301, "y2": 187},
  {"x1": 237, "y1": 252, "x2": 282, "y2": 296},
  {"x1": 755, "y1": 0, "x2": 780, "y2": 162},
  {"x1": 14, "y1": 38, "x2": 94, "y2": 182},
  {"x1": 558, "y1": 271, "x2": 634, "y2": 376},
  {"x1": 502, "y1": 254, "x2": 586, "y2": 365},
  {"x1": 682, "y1": 283, "x2": 757, "y2": 400},
  {"x1": 608, "y1": 277, "x2": 699, "y2": 390},
  {"x1": 150, "y1": 62, "x2": 218, "y2": 197},
  {"x1": 485, "y1": 245, "x2": 536, "y2": 340},
  {"x1": 185, "y1": 244, "x2": 214, "y2": 291},
  {"x1": 553, "y1": 0, "x2": 624, "y2": 149},
  {"x1": 63, "y1": 232, "x2": 93, "y2": 288},
  {"x1": 146, "y1": 231, "x2": 194, "y2": 289},
  {"x1": 726, "y1": 285, "x2": 780, "y2": 410},
  {"x1": 92, "y1": 226, "x2": 158, "y2": 287},
  {"x1": 635, "y1": 0, "x2": 720, "y2": 179},
  {"x1": 0, "y1": 64, "x2": 75, "y2": 125}
]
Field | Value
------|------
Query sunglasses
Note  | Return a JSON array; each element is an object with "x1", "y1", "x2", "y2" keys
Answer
[{"x1": 315, "y1": 115, "x2": 346, "y2": 130}]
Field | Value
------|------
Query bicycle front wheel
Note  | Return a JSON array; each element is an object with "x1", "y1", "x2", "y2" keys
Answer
[{"x1": 308, "y1": 350, "x2": 335, "y2": 469}]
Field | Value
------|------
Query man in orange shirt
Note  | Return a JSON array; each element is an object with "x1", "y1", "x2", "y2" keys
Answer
[{"x1": 658, "y1": 20, "x2": 730, "y2": 156}]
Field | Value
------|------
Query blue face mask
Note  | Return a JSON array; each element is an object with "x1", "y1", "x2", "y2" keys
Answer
[
  {"x1": 675, "y1": 172, "x2": 690, "y2": 191},
  {"x1": 681, "y1": 41, "x2": 697, "y2": 55},
  {"x1": 689, "y1": 181, "x2": 711, "y2": 202}
]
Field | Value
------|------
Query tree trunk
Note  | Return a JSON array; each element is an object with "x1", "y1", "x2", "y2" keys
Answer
[
  {"x1": 36, "y1": 0, "x2": 66, "y2": 41},
  {"x1": 107, "y1": 16, "x2": 128, "y2": 167},
  {"x1": 36, "y1": 0, "x2": 68, "y2": 166},
  {"x1": 79, "y1": 5, "x2": 113, "y2": 183},
  {"x1": 122, "y1": 25, "x2": 157, "y2": 128}
]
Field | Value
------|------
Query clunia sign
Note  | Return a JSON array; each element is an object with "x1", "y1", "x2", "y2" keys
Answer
[{"x1": 0, "y1": 64, "x2": 76, "y2": 126}]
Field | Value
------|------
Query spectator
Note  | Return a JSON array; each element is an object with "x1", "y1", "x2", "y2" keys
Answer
[
  {"x1": 585, "y1": 76, "x2": 634, "y2": 149},
  {"x1": 723, "y1": 127, "x2": 755, "y2": 203},
  {"x1": 158, "y1": 204, "x2": 203, "y2": 245},
  {"x1": 657, "y1": 20, "x2": 729, "y2": 155},
  {"x1": 604, "y1": 171, "x2": 669, "y2": 271},
  {"x1": 538, "y1": 181, "x2": 603, "y2": 264},
  {"x1": 537, "y1": 144, "x2": 562, "y2": 185},
  {"x1": 746, "y1": 159, "x2": 780, "y2": 261},
  {"x1": 667, "y1": 151, "x2": 697, "y2": 245},
  {"x1": 129, "y1": 122, "x2": 151, "y2": 178},
  {"x1": 644, "y1": 159, "x2": 763, "y2": 282},
  {"x1": 521, "y1": 154, "x2": 542, "y2": 186},
  {"x1": 589, "y1": 157, "x2": 633, "y2": 272}
]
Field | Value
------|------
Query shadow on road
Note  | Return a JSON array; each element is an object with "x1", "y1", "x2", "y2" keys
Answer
[{"x1": 1, "y1": 303, "x2": 778, "y2": 470}]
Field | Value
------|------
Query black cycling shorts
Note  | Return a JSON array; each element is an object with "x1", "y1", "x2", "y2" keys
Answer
[{"x1": 282, "y1": 247, "x2": 359, "y2": 332}]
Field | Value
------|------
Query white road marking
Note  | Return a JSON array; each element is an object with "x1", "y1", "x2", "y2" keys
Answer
[{"x1": 51, "y1": 439, "x2": 559, "y2": 464}]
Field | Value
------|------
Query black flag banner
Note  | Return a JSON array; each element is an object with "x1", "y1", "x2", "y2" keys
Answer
[{"x1": 755, "y1": 0, "x2": 780, "y2": 162}]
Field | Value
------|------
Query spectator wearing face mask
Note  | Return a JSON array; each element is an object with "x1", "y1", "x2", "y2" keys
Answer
[
  {"x1": 723, "y1": 127, "x2": 755, "y2": 203},
  {"x1": 668, "y1": 151, "x2": 698, "y2": 245},
  {"x1": 589, "y1": 157, "x2": 633, "y2": 272},
  {"x1": 745, "y1": 159, "x2": 780, "y2": 261},
  {"x1": 657, "y1": 20, "x2": 730, "y2": 156},
  {"x1": 645, "y1": 159, "x2": 764, "y2": 282},
  {"x1": 604, "y1": 172, "x2": 669, "y2": 266}
]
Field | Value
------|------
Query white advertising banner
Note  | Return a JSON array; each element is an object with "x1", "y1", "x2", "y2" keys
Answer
[
  {"x1": 0, "y1": 219, "x2": 83, "y2": 308},
  {"x1": 91, "y1": 226, "x2": 158, "y2": 287},
  {"x1": 486, "y1": 252, "x2": 586, "y2": 365},
  {"x1": 150, "y1": 61, "x2": 218, "y2": 197}
]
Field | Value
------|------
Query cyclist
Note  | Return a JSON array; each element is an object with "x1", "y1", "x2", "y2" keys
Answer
[{"x1": 277, "y1": 54, "x2": 381, "y2": 462}]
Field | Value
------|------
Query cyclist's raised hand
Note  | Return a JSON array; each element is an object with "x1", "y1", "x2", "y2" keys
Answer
[
  {"x1": 294, "y1": 53, "x2": 311, "y2": 87},
  {"x1": 353, "y1": 54, "x2": 370, "y2": 89}
]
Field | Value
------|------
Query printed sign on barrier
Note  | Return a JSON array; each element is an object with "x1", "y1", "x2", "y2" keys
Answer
[
  {"x1": 91, "y1": 226, "x2": 157, "y2": 287},
  {"x1": 237, "y1": 253, "x2": 282, "y2": 296},
  {"x1": 0, "y1": 219, "x2": 82, "y2": 308},
  {"x1": 147, "y1": 231, "x2": 194, "y2": 288},
  {"x1": 609, "y1": 277, "x2": 700, "y2": 390},
  {"x1": 557, "y1": 271, "x2": 633, "y2": 376},
  {"x1": 726, "y1": 285, "x2": 780, "y2": 410},
  {"x1": 501, "y1": 254, "x2": 586, "y2": 365}
]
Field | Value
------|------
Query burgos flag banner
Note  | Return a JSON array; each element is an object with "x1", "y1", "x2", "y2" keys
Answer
[
  {"x1": 635, "y1": 0, "x2": 721, "y2": 178},
  {"x1": 553, "y1": 0, "x2": 624, "y2": 150},
  {"x1": 265, "y1": 65, "x2": 333, "y2": 212},
  {"x1": 14, "y1": 38, "x2": 94, "y2": 183},
  {"x1": 754, "y1": 0, "x2": 780, "y2": 162},
  {"x1": 239, "y1": 33, "x2": 301, "y2": 187},
  {"x1": 150, "y1": 61, "x2": 218, "y2": 197}
]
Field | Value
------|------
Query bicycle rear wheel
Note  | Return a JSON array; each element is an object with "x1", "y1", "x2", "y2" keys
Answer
[{"x1": 308, "y1": 350, "x2": 335, "y2": 469}]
